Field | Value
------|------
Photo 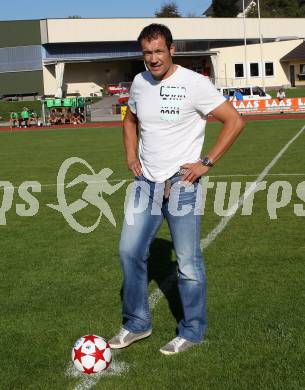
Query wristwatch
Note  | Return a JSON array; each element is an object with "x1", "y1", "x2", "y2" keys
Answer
[{"x1": 201, "y1": 157, "x2": 214, "y2": 168}]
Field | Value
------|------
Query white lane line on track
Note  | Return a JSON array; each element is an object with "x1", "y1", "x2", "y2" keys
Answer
[{"x1": 68, "y1": 124, "x2": 305, "y2": 389}]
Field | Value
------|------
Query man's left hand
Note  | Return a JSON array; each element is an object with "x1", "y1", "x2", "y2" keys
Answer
[{"x1": 181, "y1": 162, "x2": 210, "y2": 183}]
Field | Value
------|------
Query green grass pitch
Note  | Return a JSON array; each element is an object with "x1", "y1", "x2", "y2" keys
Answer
[{"x1": 0, "y1": 119, "x2": 305, "y2": 389}]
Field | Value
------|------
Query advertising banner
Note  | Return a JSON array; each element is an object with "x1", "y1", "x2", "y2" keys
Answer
[{"x1": 232, "y1": 98, "x2": 305, "y2": 115}]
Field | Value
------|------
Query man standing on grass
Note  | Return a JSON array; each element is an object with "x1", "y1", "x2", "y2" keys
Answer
[
  {"x1": 10, "y1": 111, "x2": 18, "y2": 128},
  {"x1": 21, "y1": 107, "x2": 29, "y2": 128},
  {"x1": 109, "y1": 24, "x2": 244, "y2": 355}
]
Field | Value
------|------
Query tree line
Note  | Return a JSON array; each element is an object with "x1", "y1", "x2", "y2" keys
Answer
[{"x1": 155, "y1": 1, "x2": 305, "y2": 17}]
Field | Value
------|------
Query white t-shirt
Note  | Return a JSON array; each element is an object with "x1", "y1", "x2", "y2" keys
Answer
[
  {"x1": 128, "y1": 65, "x2": 226, "y2": 182},
  {"x1": 277, "y1": 91, "x2": 286, "y2": 99}
]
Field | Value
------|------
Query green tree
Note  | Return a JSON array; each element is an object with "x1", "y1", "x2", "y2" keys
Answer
[
  {"x1": 211, "y1": 0, "x2": 239, "y2": 17},
  {"x1": 155, "y1": 2, "x2": 181, "y2": 17},
  {"x1": 247, "y1": 0, "x2": 305, "y2": 17}
]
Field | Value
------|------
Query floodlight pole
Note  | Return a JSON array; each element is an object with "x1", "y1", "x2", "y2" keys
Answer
[
  {"x1": 243, "y1": 0, "x2": 249, "y2": 85},
  {"x1": 257, "y1": 0, "x2": 265, "y2": 91}
]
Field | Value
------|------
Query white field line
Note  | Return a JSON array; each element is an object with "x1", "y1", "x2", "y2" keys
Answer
[
  {"x1": 1, "y1": 173, "x2": 305, "y2": 191},
  {"x1": 67, "y1": 350, "x2": 128, "y2": 390},
  {"x1": 201, "y1": 124, "x2": 305, "y2": 250},
  {"x1": 149, "y1": 273, "x2": 177, "y2": 309},
  {"x1": 67, "y1": 124, "x2": 305, "y2": 390}
]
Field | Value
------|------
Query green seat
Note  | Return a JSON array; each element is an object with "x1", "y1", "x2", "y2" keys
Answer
[
  {"x1": 46, "y1": 99, "x2": 54, "y2": 108},
  {"x1": 63, "y1": 98, "x2": 73, "y2": 107}
]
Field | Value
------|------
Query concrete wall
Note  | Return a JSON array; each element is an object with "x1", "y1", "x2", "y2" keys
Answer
[
  {"x1": 213, "y1": 39, "x2": 303, "y2": 88},
  {"x1": 41, "y1": 18, "x2": 305, "y2": 44}
]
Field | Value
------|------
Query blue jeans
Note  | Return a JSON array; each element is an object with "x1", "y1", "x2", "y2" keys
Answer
[{"x1": 119, "y1": 175, "x2": 206, "y2": 343}]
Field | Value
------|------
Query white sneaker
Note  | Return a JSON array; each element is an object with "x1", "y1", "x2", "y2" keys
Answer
[
  {"x1": 159, "y1": 336, "x2": 198, "y2": 355},
  {"x1": 109, "y1": 327, "x2": 152, "y2": 349}
]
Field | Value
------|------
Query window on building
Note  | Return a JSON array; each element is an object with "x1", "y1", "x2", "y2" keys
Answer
[
  {"x1": 300, "y1": 64, "x2": 305, "y2": 74},
  {"x1": 235, "y1": 63, "x2": 244, "y2": 78},
  {"x1": 241, "y1": 87, "x2": 251, "y2": 95},
  {"x1": 265, "y1": 62, "x2": 274, "y2": 76},
  {"x1": 250, "y1": 62, "x2": 260, "y2": 77}
]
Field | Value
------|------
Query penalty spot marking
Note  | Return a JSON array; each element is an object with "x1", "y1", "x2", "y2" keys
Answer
[{"x1": 67, "y1": 350, "x2": 128, "y2": 390}]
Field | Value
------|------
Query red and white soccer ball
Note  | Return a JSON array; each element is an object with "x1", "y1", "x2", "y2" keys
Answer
[{"x1": 72, "y1": 335, "x2": 112, "y2": 374}]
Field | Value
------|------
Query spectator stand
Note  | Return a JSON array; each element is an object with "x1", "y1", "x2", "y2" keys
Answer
[{"x1": 42, "y1": 97, "x2": 90, "y2": 126}]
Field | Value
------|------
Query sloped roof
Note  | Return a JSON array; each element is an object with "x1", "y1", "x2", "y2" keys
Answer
[
  {"x1": 281, "y1": 42, "x2": 305, "y2": 61},
  {"x1": 203, "y1": 0, "x2": 253, "y2": 16}
]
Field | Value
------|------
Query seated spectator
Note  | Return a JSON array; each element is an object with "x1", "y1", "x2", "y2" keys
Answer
[
  {"x1": 72, "y1": 111, "x2": 81, "y2": 125},
  {"x1": 49, "y1": 109, "x2": 58, "y2": 125},
  {"x1": 55, "y1": 109, "x2": 62, "y2": 124},
  {"x1": 59, "y1": 108, "x2": 66, "y2": 124},
  {"x1": 65, "y1": 108, "x2": 72, "y2": 124},
  {"x1": 79, "y1": 108, "x2": 85, "y2": 123},
  {"x1": 47, "y1": 107, "x2": 85, "y2": 126},
  {"x1": 10, "y1": 111, "x2": 18, "y2": 128},
  {"x1": 29, "y1": 110, "x2": 38, "y2": 126},
  {"x1": 277, "y1": 88, "x2": 286, "y2": 101}
]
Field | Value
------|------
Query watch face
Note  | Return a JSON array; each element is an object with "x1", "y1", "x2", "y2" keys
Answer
[{"x1": 202, "y1": 157, "x2": 213, "y2": 167}]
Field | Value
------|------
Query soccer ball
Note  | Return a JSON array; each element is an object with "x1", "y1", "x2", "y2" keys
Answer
[{"x1": 72, "y1": 335, "x2": 112, "y2": 374}]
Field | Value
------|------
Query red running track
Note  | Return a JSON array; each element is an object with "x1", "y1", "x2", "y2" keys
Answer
[{"x1": 1, "y1": 113, "x2": 305, "y2": 132}]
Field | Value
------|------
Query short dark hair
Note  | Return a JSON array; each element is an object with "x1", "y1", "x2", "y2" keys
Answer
[{"x1": 137, "y1": 23, "x2": 173, "y2": 50}]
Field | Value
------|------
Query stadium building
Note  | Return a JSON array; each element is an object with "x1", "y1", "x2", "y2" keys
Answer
[{"x1": 0, "y1": 18, "x2": 305, "y2": 98}]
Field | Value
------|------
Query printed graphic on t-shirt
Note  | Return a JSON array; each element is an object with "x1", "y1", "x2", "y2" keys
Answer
[{"x1": 160, "y1": 86, "x2": 186, "y2": 121}]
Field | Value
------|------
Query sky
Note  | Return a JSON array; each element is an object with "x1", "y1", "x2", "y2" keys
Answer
[{"x1": 1, "y1": 0, "x2": 212, "y2": 21}]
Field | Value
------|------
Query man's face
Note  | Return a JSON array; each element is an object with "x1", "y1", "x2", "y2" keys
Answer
[{"x1": 141, "y1": 35, "x2": 175, "y2": 80}]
